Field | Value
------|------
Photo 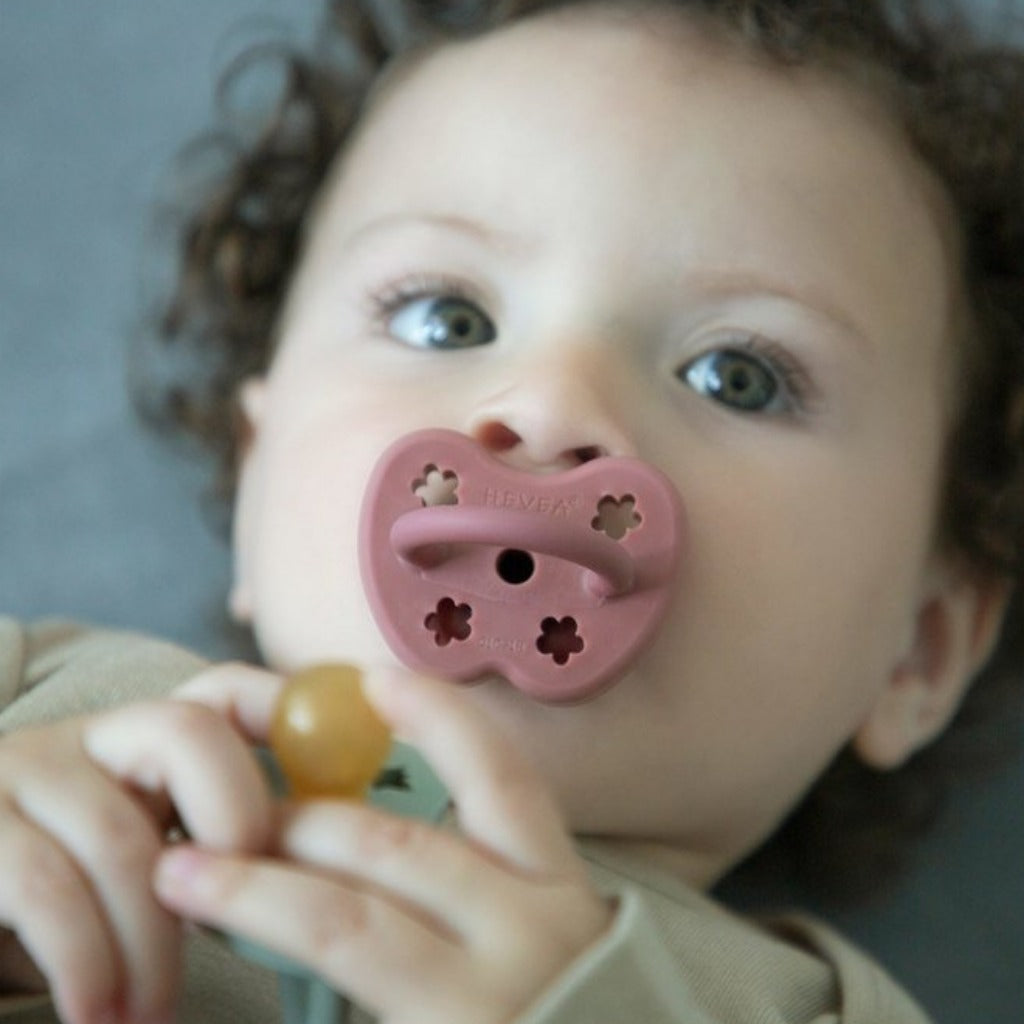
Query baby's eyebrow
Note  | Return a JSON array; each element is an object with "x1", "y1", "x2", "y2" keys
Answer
[
  {"x1": 680, "y1": 269, "x2": 870, "y2": 351},
  {"x1": 342, "y1": 212, "x2": 535, "y2": 257}
]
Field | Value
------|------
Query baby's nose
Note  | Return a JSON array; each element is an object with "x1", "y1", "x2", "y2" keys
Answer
[
  {"x1": 467, "y1": 353, "x2": 634, "y2": 471},
  {"x1": 475, "y1": 420, "x2": 607, "y2": 469}
]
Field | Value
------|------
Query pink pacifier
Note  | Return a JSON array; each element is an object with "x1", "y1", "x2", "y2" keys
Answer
[{"x1": 358, "y1": 429, "x2": 684, "y2": 704}]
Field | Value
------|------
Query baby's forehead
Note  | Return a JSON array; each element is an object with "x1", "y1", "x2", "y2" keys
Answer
[
  {"x1": 348, "y1": 5, "x2": 931, "y2": 192},
  {"x1": 299, "y1": 4, "x2": 959, "y2": 365},
  {"x1": 325, "y1": 9, "x2": 949, "y2": 234}
]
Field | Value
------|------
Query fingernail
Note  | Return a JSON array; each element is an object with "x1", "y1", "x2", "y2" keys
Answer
[{"x1": 154, "y1": 846, "x2": 210, "y2": 895}]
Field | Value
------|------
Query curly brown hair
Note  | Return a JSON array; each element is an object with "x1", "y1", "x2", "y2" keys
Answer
[{"x1": 140, "y1": 0, "x2": 1024, "y2": 905}]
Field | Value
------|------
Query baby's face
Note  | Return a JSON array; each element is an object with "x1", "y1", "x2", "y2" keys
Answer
[{"x1": 233, "y1": 8, "x2": 957, "y2": 881}]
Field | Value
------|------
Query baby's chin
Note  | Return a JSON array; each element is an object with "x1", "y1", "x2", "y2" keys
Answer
[{"x1": 455, "y1": 665, "x2": 644, "y2": 728}]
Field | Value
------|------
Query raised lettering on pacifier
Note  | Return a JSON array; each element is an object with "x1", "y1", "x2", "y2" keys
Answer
[{"x1": 359, "y1": 429, "x2": 684, "y2": 703}]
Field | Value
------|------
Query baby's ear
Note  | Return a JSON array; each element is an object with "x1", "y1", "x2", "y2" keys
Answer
[
  {"x1": 853, "y1": 561, "x2": 1011, "y2": 770},
  {"x1": 228, "y1": 376, "x2": 268, "y2": 624},
  {"x1": 235, "y1": 376, "x2": 268, "y2": 453}
]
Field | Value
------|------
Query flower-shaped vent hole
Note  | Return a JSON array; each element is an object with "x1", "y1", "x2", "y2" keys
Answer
[
  {"x1": 425, "y1": 597, "x2": 472, "y2": 647},
  {"x1": 412, "y1": 465, "x2": 459, "y2": 507},
  {"x1": 536, "y1": 616, "x2": 584, "y2": 665},
  {"x1": 591, "y1": 494, "x2": 641, "y2": 540}
]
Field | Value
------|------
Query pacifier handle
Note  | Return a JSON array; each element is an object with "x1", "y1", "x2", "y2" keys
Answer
[{"x1": 390, "y1": 506, "x2": 635, "y2": 599}]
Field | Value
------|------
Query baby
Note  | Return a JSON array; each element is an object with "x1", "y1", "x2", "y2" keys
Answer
[{"x1": 3, "y1": 1, "x2": 1024, "y2": 1022}]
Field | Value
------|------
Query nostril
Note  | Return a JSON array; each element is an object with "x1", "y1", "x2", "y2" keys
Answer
[
  {"x1": 474, "y1": 422, "x2": 608, "y2": 467},
  {"x1": 573, "y1": 446, "x2": 605, "y2": 464},
  {"x1": 477, "y1": 421, "x2": 522, "y2": 452}
]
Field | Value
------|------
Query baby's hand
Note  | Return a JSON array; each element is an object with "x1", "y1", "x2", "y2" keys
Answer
[
  {"x1": 0, "y1": 678, "x2": 275, "y2": 1024},
  {"x1": 155, "y1": 667, "x2": 613, "y2": 1024}
]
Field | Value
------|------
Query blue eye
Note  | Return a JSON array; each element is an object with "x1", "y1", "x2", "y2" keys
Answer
[
  {"x1": 387, "y1": 295, "x2": 497, "y2": 350},
  {"x1": 679, "y1": 347, "x2": 788, "y2": 413}
]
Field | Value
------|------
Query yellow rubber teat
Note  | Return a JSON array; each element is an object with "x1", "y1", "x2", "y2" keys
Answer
[{"x1": 269, "y1": 663, "x2": 392, "y2": 799}]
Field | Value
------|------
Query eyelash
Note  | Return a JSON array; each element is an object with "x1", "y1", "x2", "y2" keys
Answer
[{"x1": 367, "y1": 273, "x2": 486, "y2": 329}]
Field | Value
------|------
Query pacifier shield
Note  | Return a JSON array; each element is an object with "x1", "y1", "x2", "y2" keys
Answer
[{"x1": 358, "y1": 429, "x2": 684, "y2": 703}]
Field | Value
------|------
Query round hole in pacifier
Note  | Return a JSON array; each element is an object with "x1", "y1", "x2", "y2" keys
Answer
[{"x1": 496, "y1": 548, "x2": 535, "y2": 585}]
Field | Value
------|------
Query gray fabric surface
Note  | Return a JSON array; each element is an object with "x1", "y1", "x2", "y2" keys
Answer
[{"x1": 0, "y1": 3, "x2": 1021, "y2": 1022}]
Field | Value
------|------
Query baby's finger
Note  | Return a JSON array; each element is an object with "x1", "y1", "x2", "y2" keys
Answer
[
  {"x1": 83, "y1": 700, "x2": 272, "y2": 852},
  {"x1": 0, "y1": 802, "x2": 121, "y2": 1024},
  {"x1": 274, "y1": 800, "x2": 501, "y2": 938},
  {"x1": 11, "y1": 766, "x2": 181, "y2": 1024},
  {"x1": 154, "y1": 844, "x2": 461, "y2": 1020},
  {"x1": 363, "y1": 668, "x2": 579, "y2": 877},
  {"x1": 171, "y1": 662, "x2": 284, "y2": 743}
]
